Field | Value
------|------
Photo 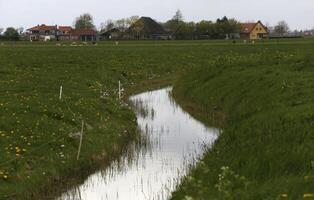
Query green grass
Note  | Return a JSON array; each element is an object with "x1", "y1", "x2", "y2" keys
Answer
[
  {"x1": 1, "y1": 39, "x2": 314, "y2": 199},
  {"x1": 171, "y1": 39, "x2": 314, "y2": 199},
  {"x1": 0, "y1": 43, "x2": 182, "y2": 199}
]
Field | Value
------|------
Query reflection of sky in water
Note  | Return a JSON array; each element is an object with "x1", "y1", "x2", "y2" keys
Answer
[{"x1": 58, "y1": 87, "x2": 219, "y2": 200}]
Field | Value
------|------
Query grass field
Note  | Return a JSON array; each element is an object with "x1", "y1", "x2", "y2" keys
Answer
[
  {"x1": 1, "y1": 39, "x2": 314, "y2": 199},
  {"x1": 0, "y1": 40, "x2": 210, "y2": 199},
  {"x1": 171, "y1": 39, "x2": 314, "y2": 199}
]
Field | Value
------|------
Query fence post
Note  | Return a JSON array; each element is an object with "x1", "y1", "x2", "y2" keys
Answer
[
  {"x1": 77, "y1": 120, "x2": 84, "y2": 160},
  {"x1": 118, "y1": 81, "x2": 121, "y2": 99},
  {"x1": 59, "y1": 86, "x2": 63, "y2": 100}
]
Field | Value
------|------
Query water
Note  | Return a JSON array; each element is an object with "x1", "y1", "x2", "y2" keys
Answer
[{"x1": 58, "y1": 87, "x2": 219, "y2": 200}]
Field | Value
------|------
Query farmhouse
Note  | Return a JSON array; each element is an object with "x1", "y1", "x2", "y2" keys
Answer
[
  {"x1": 240, "y1": 21, "x2": 269, "y2": 40},
  {"x1": 58, "y1": 26, "x2": 72, "y2": 41},
  {"x1": 27, "y1": 24, "x2": 59, "y2": 41},
  {"x1": 129, "y1": 17, "x2": 169, "y2": 40},
  {"x1": 27, "y1": 24, "x2": 97, "y2": 41}
]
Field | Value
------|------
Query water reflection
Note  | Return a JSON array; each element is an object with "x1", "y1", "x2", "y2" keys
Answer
[{"x1": 58, "y1": 87, "x2": 219, "y2": 200}]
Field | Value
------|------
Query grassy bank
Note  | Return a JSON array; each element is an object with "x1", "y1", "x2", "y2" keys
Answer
[
  {"x1": 171, "y1": 40, "x2": 314, "y2": 199},
  {"x1": 0, "y1": 43, "x2": 183, "y2": 199}
]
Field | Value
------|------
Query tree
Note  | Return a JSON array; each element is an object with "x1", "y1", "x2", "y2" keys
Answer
[
  {"x1": 115, "y1": 18, "x2": 128, "y2": 31},
  {"x1": 4, "y1": 27, "x2": 19, "y2": 41},
  {"x1": 173, "y1": 9, "x2": 183, "y2": 22},
  {"x1": 0, "y1": 28, "x2": 3, "y2": 35},
  {"x1": 215, "y1": 16, "x2": 241, "y2": 39},
  {"x1": 195, "y1": 20, "x2": 215, "y2": 39},
  {"x1": 100, "y1": 20, "x2": 115, "y2": 32},
  {"x1": 164, "y1": 10, "x2": 185, "y2": 38},
  {"x1": 274, "y1": 20, "x2": 290, "y2": 36},
  {"x1": 131, "y1": 20, "x2": 145, "y2": 39},
  {"x1": 126, "y1": 16, "x2": 140, "y2": 27},
  {"x1": 74, "y1": 13, "x2": 95, "y2": 30},
  {"x1": 17, "y1": 27, "x2": 24, "y2": 34}
]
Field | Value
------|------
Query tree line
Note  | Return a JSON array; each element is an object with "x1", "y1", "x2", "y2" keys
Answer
[{"x1": 0, "y1": 10, "x2": 310, "y2": 41}]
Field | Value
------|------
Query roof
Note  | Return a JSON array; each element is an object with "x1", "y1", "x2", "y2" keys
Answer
[
  {"x1": 27, "y1": 24, "x2": 58, "y2": 31},
  {"x1": 240, "y1": 21, "x2": 268, "y2": 34},
  {"x1": 59, "y1": 26, "x2": 72, "y2": 32},
  {"x1": 70, "y1": 29, "x2": 97, "y2": 36},
  {"x1": 241, "y1": 23, "x2": 257, "y2": 34},
  {"x1": 129, "y1": 17, "x2": 166, "y2": 34},
  {"x1": 101, "y1": 28, "x2": 122, "y2": 35}
]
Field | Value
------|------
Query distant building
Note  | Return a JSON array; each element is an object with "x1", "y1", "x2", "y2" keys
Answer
[
  {"x1": 240, "y1": 21, "x2": 269, "y2": 40},
  {"x1": 58, "y1": 26, "x2": 72, "y2": 41},
  {"x1": 129, "y1": 17, "x2": 169, "y2": 40},
  {"x1": 69, "y1": 29, "x2": 98, "y2": 41},
  {"x1": 303, "y1": 31, "x2": 313, "y2": 38},
  {"x1": 27, "y1": 24, "x2": 98, "y2": 41},
  {"x1": 27, "y1": 24, "x2": 59, "y2": 41},
  {"x1": 100, "y1": 28, "x2": 127, "y2": 40}
]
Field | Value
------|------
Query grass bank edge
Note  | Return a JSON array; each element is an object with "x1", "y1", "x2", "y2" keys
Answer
[
  {"x1": 170, "y1": 53, "x2": 314, "y2": 199},
  {"x1": 1, "y1": 76, "x2": 174, "y2": 200}
]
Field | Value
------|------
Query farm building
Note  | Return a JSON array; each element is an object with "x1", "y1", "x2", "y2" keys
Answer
[
  {"x1": 240, "y1": 21, "x2": 269, "y2": 40},
  {"x1": 100, "y1": 28, "x2": 127, "y2": 40},
  {"x1": 58, "y1": 26, "x2": 72, "y2": 41},
  {"x1": 69, "y1": 29, "x2": 98, "y2": 41},
  {"x1": 27, "y1": 24, "x2": 59, "y2": 41},
  {"x1": 129, "y1": 17, "x2": 170, "y2": 40},
  {"x1": 27, "y1": 25, "x2": 98, "y2": 41}
]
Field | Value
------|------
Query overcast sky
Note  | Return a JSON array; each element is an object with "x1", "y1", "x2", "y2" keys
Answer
[{"x1": 0, "y1": 0, "x2": 313, "y2": 30}]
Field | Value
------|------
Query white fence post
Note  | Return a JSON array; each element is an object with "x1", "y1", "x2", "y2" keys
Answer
[
  {"x1": 77, "y1": 120, "x2": 84, "y2": 160},
  {"x1": 118, "y1": 81, "x2": 121, "y2": 99},
  {"x1": 59, "y1": 86, "x2": 63, "y2": 100}
]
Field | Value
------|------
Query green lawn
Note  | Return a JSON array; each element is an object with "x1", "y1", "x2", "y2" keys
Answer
[{"x1": 0, "y1": 39, "x2": 314, "y2": 199}]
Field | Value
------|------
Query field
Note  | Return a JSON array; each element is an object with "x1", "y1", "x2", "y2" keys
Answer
[
  {"x1": 1, "y1": 39, "x2": 314, "y2": 199},
  {"x1": 171, "y1": 39, "x2": 314, "y2": 199}
]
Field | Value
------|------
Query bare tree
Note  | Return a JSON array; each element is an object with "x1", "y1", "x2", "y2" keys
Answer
[
  {"x1": 173, "y1": 9, "x2": 183, "y2": 22},
  {"x1": 115, "y1": 18, "x2": 128, "y2": 31},
  {"x1": 100, "y1": 20, "x2": 115, "y2": 32},
  {"x1": 274, "y1": 20, "x2": 290, "y2": 36}
]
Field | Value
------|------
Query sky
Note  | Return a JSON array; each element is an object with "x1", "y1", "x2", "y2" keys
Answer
[{"x1": 0, "y1": 0, "x2": 313, "y2": 30}]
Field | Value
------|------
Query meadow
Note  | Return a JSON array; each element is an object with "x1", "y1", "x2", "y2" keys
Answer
[
  {"x1": 171, "y1": 39, "x2": 314, "y2": 199},
  {"x1": 0, "y1": 39, "x2": 314, "y2": 199}
]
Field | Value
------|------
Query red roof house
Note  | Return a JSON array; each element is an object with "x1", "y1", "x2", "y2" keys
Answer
[{"x1": 240, "y1": 21, "x2": 269, "y2": 40}]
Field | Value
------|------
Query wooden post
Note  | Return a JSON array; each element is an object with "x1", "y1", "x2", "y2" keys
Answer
[
  {"x1": 118, "y1": 81, "x2": 121, "y2": 99},
  {"x1": 77, "y1": 120, "x2": 84, "y2": 160},
  {"x1": 59, "y1": 86, "x2": 63, "y2": 100}
]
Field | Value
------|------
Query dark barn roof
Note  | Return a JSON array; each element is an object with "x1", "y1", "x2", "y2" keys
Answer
[
  {"x1": 129, "y1": 17, "x2": 166, "y2": 34},
  {"x1": 70, "y1": 29, "x2": 97, "y2": 36}
]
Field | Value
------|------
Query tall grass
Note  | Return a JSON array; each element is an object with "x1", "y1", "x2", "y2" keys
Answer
[{"x1": 171, "y1": 41, "x2": 314, "y2": 199}]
